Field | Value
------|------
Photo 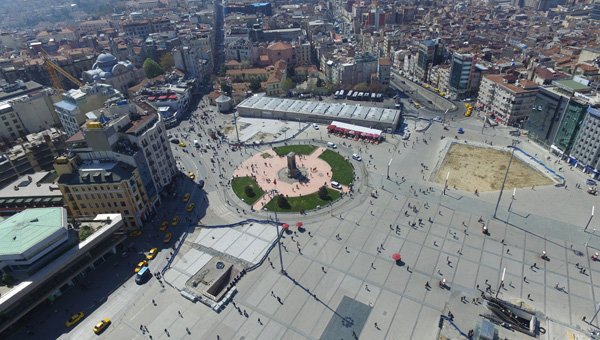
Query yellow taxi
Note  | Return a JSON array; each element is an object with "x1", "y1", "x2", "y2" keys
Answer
[
  {"x1": 93, "y1": 318, "x2": 111, "y2": 335},
  {"x1": 134, "y1": 260, "x2": 148, "y2": 273},
  {"x1": 182, "y1": 193, "x2": 190, "y2": 202},
  {"x1": 65, "y1": 312, "x2": 84, "y2": 327},
  {"x1": 186, "y1": 203, "x2": 195, "y2": 212},
  {"x1": 171, "y1": 215, "x2": 179, "y2": 226},
  {"x1": 424, "y1": 84, "x2": 430, "y2": 89},
  {"x1": 187, "y1": 171, "x2": 195, "y2": 180},
  {"x1": 159, "y1": 220, "x2": 169, "y2": 231},
  {"x1": 128, "y1": 230, "x2": 142, "y2": 237},
  {"x1": 178, "y1": 141, "x2": 186, "y2": 148},
  {"x1": 163, "y1": 232, "x2": 173, "y2": 244},
  {"x1": 146, "y1": 248, "x2": 158, "y2": 260}
]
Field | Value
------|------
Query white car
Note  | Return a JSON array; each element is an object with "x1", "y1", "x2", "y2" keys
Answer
[
  {"x1": 327, "y1": 142, "x2": 337, "y2": 149},
  {"x1": 352, "y1": 154, "x2": 362, "y2": 161},
  {"x1": 331, "y1": 181, "x2": 342, "y2": 189},
  {"x1": 312, "y1": 123, "x2": 319, "y2": 130}
]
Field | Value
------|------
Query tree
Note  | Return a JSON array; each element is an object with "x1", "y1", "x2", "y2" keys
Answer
[
  {"x1": 282, "y1": 78, "x2": 295, "y2": 91},
  {"x1": 276, "y1": 194, "x2": 290, "y2": 209},
  {"x1": 143, "y1": 58, "x2": 164, "y2": 78},
  {"x1": 220, "y1": 82, "x2": 232, "y2": 96},
  {"x1": 318, "y1": 186, "x2": 329, "y2": 200},
  {"x1": 2, "y1": 273, "x2": 13, "y2": 286},
  {"x1": 244, "y1": 185, "x2": 256, "y2": 198},
  {"x1": 159, "y1": 53, "x2": 175, "y2": 71},
  {"x1": 249, "y1": 78, "x2": 262, "y2": 92},
  {"x1": 353, "y1": 82, "x2": 369, "y2": 92},
  {"x1": 316, "y1": 78, "x2": 324, "y2": 87}
]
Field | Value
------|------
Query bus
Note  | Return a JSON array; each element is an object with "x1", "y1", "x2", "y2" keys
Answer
[
  {"x1": 346, "y1": 90, "x2": 354, "y2": 99},
  {"x1": 353, "y1": 92, "x2": 360, "y2": 100}
]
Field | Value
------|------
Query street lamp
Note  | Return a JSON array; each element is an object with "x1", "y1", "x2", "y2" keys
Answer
[
  {"x1": 387, "y1": 158, "x2": 393, "y2": 179},
  {"x1": 585, "y1": 205, "x2": 595, "y2": 232},
  {"x1": 495, "y1": 267, "x2": 506, "y2": 298},
  {"x1": 268, "y1": 189, "x2": 285, "y2": 274},
  {"x1": 443, "y1": 172, "x2": 449, "y2": 195},
  {"x1": 493, "y1": 140, "x2": 519, "y2": 219}
]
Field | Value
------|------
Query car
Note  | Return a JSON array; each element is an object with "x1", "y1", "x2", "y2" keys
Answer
[
  {"x1": 187, "y1": 171, "x2": 195, "y2": 180},
  {"x1": 187, "y1": 203, "x2": 195, "y2": 212},
  {"x1": 352, "y1": 154, "x2": 362, "y2": 161},
  {"x1": 129, "y1": 230, "x2": 142, "y2": 237},
  {"x1": 163, "y1": 232, "x2": 173, "y2": 244},
  {"x1": 134, "y1": 260, "x2": 148, "y2": 273},
  {"x1": 135, "y1": 266, "x2": 151, "y2": 285},
  {"x1": 198, "y1": 179, "x2": 205, "y2": 189},
  {"x1": 587, "y1": 179, "x2": 597, "y2": 186},
  {"x1": 146, "y1": 248, "x2": 158, "y2": 260},
  {"x1": 312, "y1": 123, "x2": 319, "y2": 130},
  {"x1": 169, "y1": 138, "x2": 179, "y2": 144},
  {"x1": 93, "y1": 318, "x2": 111, "y2": 335},
  {"x1": 159, "y1": 220, "x2": 169, "y2": 231},
  {"x1": 433, "y1": 116, "x2": 443, "y2": 123},
  {"x1": 178, "y1": 142, "x2": 186, "y2": 147},
  {"x1": 182, "y1": 193, "x2": 190, "y2": 202},
  {"x1": 172, "y1": 216, "x2": 179, "y2": 226},
  {"x1": 331, "y1": 181, "x2": 342, "y2": 190},
  {"x1": 65, "y1": 312, "x2": 85, "y2": 327},
  {"x1": 327, "y1": 142, "x2": 337, "y2": 149},
  {"x1": 457, "y1": 128, "x2": 465, "y2": 134}
]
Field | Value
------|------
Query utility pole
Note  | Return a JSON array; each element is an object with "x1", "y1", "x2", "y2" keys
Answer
[
  {"x1": 495, "y1": 267, "x2": 506, "y2": 299},
  {"x1": 387, "y1": 158, "x2": 393, "y2": 179},
  {"x1": 443, "y1": 172, "x2": 449, "y2": 195}
]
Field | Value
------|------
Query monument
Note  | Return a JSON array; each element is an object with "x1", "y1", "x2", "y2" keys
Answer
[{"x1": 287, "y1": 152, "x2": 300, "y2": 178}]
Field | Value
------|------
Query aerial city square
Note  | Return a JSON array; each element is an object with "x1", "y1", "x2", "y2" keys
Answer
[{"x1": 0, "y1": 0, "x2": 600, "y2": 339}]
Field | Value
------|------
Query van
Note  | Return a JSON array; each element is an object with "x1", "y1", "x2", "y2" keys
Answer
[
  {"x1": 327, "y1": 142, "x2": 337, "y2": 149},
  {"x1": 331, "y1": 181, "x2": 342, "y2": 189},
  {"x1": 135, "y1": 266, "x2": 151, "y2": 285}
]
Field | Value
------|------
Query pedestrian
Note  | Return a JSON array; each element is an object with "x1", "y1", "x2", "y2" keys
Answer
[
  {"x1": 523, "y1": 276, "x2": 527, "y2": 282},
  {"x1": 527, "y1": 293, "x2": 531, "y2": 299}
]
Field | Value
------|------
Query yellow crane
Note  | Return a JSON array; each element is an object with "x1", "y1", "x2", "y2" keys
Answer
[{"x1": 39, "y1": 49, "x2": 83, "y2": 91}]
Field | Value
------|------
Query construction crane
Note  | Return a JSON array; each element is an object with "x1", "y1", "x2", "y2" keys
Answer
[{"x1": 39, "y1": 48, "x2": 83, "y2": 91}]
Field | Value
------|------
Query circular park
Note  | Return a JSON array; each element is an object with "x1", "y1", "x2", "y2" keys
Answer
[{"x1": 231, "y1": 144, "x2": 355, "y2": 212}]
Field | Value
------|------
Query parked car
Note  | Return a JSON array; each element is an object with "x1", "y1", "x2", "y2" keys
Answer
[
  {"x1": 331, "y1": 181, "x2": 342, "y2": 190},
  {"x1": 65, "y1": 312, "x2": 85, "y2": 327},
  {"x1": 327, "y1": 142, "x2": 337, "y2": 149}
]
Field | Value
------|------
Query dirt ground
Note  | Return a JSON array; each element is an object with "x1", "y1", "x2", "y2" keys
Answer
[{"x1": 434, "y1": 143, "x2": 553, "y2": 192}]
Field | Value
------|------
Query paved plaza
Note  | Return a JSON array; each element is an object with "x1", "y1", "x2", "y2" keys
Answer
[{"x1": 11, "y1": 104, "x2": 600, "y2": 340}]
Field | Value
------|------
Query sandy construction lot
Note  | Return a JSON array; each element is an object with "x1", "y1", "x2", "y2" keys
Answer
[{"x1": 434, "y1": 143, "x2": 553, "y2": 192}]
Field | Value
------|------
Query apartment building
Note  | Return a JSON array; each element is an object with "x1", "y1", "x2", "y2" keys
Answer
[
  {"x1": 478, "y1": 74, "x2": 539, "y2": 125},
  {"x1": 0, "y1": 81, "x2": 59, "y2": 141},
  {"x1": 448, "y1": 53, "x2": 473, "y2": 100},
  {"x1": 54, "y1": 84, "x2": 122, "y2": 137},
  {"x1": 55, "y1": 157, "x2": 150, "y2": 228},
  {"x1": 414, "y1": 39, "x2": 444, "y2": 82},
  {"x1": 65, "y1": 102, "x2": 177, "y2": 209},
  {"x1": 569, "y1": 107, "x2": 600, "y2": 175},
  {"x1": 377, "y1": 58, "x2": 392, "y2": 85},
  {"x1": 0, "y1": 128, "x2": 66, "y2": 189},
  {"x1": 121, "y1": 18, "x2": 173, "y2": 39}
]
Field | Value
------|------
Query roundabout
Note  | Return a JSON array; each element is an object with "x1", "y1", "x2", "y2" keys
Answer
[{"x1": 231, "y1": 144, "x2": 354, "y2": 212}]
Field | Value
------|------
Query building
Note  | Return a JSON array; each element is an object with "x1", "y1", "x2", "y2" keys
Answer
[
  {"x1": 55, "y1": 158, "x2": 151, "y2": 228},
  {"x1": 0, "y1": 81, "x2": 59, "y2": 141},
  {"x1": 64, "y1": 103, "x2": 177, "y2": 213},
  {"x1": 54, "y1": 83, "x2": 123, "y2": 137},
  {"x1": 327, "y1": 53, "x2": 379, "y2": 87},
  {"x1": 414, "y1": 39, "x2": 444, "y2": 82},
  {"x1": 0, "y1": 128, "x2": 66, "y2": 189},
  {"x1": 236, "y1": 94, "x2": 402, "y2": 131},
  {"x1": 0, "y1": 208, "x2": 125, "y2": 334},
  {"x1": 527, "y1": 80, "x2": 593, "y2": 153},
  {"x1": 591, "y1": 0, "x2": 600, "y2": 20},
  {"x1": 477, "y1": 74, "x2": 539, "y2": 126},
  {"x1": 82, "y1": 53, "x2": 145, "y2": 95},
  {"x1": 377, "y1": 58, "x2": 392, "y2": 85},
  {"x1": 265, "y1": 70, "x2": 286, "y2": 97},
  {"x1": 0, "y1": 172, "x2": 63, "y2": 215},
  {"x1": 121, "y1": 18, "x2": 173, "y2": 39},
  {"x1": 569, "y1": 107, "x2": 600, "y2": 175},
  {"x1": 448, "y1": 53, "x2": 473, "y2": 100},
  {"x1": 135, "y1": 80, "x2": 194, "y2": 127},
  {"x1": 383, "y1": 31, "x2": 403, "y2": 58},
  {"x1": 173, "y1": 46, "x2": 212, "y2": 81}
]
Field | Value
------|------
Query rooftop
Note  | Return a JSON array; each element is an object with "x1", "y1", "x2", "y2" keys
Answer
[
  {"x1": 57, "y1": 161, "x2": 135, "y2": 186},
  {"x1": 0, "y1": 172, "x2": 60, "y2": 199},
  {"x1": 0, "y1": 208, "x2": 65, "y2": 258}
]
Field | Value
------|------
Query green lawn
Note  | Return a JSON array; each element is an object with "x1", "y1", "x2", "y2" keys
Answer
[
  {"x1": 231, "y1": 176, "x2": 264, "y2": 205},
  {"x1": 318, "y1": 150, "x2": 355, "y2": 185},
  {"x1": 264, "y1": 188, "x2": 341, "y2": 212},
  {"x1": 273, "y1": 144, "x2": 317, "y2": 156}
]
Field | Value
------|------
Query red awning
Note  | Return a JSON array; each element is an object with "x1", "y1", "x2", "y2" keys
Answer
[
  {"x1": 168, "y1": 95, "x2": 177, "y2": 100},
  {"x1": 158, "y1": 95, "x2": 168, "y2": 100},
  {"x1": 391, "y1": 253, "x2": 401, "y2": 261},
  {"x1": 327, "y1": 124, "x2": 336, "y2": 130},
  {"x1": 148, "y1": 96, "x2": 156, "y2": 101}
]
